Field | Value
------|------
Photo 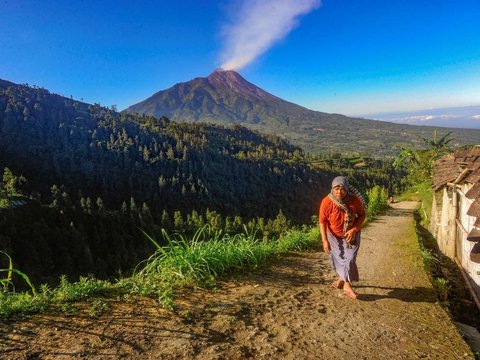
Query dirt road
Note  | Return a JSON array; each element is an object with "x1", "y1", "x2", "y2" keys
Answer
[{"x1": 0, "y1": 201, "x2": 475, "y2": 359}]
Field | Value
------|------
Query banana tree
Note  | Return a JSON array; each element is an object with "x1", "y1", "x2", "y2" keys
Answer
[{"x1": 394, "y1": 130, "x2": 455, "y2": 184}]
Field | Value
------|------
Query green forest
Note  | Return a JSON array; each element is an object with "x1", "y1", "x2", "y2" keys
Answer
[{"x1": 0, "y1": 81, "x2": 404, "y2": 287}]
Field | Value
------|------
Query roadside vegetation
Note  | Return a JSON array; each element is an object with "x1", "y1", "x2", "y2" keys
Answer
[
  {"x1": 0, "y1": 185, "x2": 388, "y2": 319},
  {"x1": 0, "y1": 226, "x2": 319, "y2": 319},
  {"x1": 393, "y1": 130, "x2": 480, "y2": 336},
  {"x1": 393, "y1": 131, "x2": 455, "y2": 300},
  {"x1": 395, "y1": 133, "x2": 480, "y2": 360}
]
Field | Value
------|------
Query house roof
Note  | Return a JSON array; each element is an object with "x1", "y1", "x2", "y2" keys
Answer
[
  {"x1": 433, "y1": 147, "x2": 480, "y2": 191},
  {"x1": 433, "y1": 147, "x2": 480, "y2": 263}
]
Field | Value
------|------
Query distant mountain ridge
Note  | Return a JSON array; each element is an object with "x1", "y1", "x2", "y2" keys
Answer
[
  {"x1": 125, "y1": 69, "x2": 480, "y2": 156},
  {"x1": 363, "y1": 105, "x2": 480, "y2": 129},
  {"x1": 0, "y1": 79, "x2": 15, "y2": 88}
]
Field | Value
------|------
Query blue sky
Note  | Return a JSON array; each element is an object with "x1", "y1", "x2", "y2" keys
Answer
[{"x1": 1, "y1": 0, "x2": 479, "y2": 116}]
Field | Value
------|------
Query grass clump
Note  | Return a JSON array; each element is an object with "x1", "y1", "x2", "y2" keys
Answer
[
  {"x1": 119, "y1": 225, "x2": 319, "y2": 308},
  {"x1": 432, "y1": 277, "x2": 450, "y2": 302},
  {"x1": 49, "y1": 275, "x2": 114, "y2": 302},
  {"x1": 0, "y1": 275, "x2": 114, "y2": 319},
  {"x1": 0, "y1": 292, "x2": 48, "y2": 319},
  {"x1": 0, "y1": 250, "x2": 115, "y2": 318},
  {"x1": 0, "y1": 250, "x2": 48, "y2": 318},
  {"x1": 365, "y1": 185, "x2": 389, "y2": 222},
  {"x1": 1, "y1": 251, "x2": 36, "y2": 295},
  {"x1": 88, "y1": 299, "x2": 111, "y2": 318},
  {"x1": 1, "y1": 224, "x2": 319, "y2": 317},
  {"x1": 418, "y1": 245, "x2": 439, "y2": 273}
]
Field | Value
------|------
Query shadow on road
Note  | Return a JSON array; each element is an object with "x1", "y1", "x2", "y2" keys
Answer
[{"x1": 356, "y1": 285, "x2": 437, "y2": 303}]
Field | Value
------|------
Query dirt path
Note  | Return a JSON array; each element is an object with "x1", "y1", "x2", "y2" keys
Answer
[{"x1": 0, "y1": 201, "x2": 475, "y2": 359}]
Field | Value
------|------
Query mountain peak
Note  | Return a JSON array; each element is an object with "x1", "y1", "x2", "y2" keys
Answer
[
  {"x1": 207, "y1": 68, "x2": 247, "y2": 86},
  {"x1": 206, "y1": 68, "x2": 275, "y2": 101}
]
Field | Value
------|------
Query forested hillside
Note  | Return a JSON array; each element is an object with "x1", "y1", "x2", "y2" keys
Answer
[
  {"x1": 0, "y1": 80, "x2": 402, "y2": 285},
  {"x1": 0, "y1": 81, "x2": 328, "y2": 220}
]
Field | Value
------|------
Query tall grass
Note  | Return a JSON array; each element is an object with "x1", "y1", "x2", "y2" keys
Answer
[
  {"x1": 0, "y1": 225, "x2": 319, "y2": 317},
  {"x1": 0, "y1": 251, "x2": 36, "y2": 295},
  {"x1": 0, "y1": 250, "x2": 45, "y2": 318},
  {"x1": 0, "y1": 274, "x2": 113, "y2": 319},
  {"x1": 365, "y1": 185, "x2": 389, "y2": 222},
  {"x1": 118, "y1": 225, "x2": 319, "y2": 308}
]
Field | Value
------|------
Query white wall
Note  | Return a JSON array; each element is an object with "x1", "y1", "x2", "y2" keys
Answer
[{"x1": 457, "y1": 184, "x2": 480, "y2": 296}]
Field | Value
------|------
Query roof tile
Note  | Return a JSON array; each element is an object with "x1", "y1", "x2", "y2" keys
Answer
[
  {"x1": 467, "y1": 228, "x2": 480, "y2": 242},
  {"x1": 471, "y1": 243, "x2": 480, "y2": 264},
  {"x1": 466, "y1": 182, "x2": 480, "y2": 199},
  {"x1": 467, "y1": 198, "x2": 480, "y2": 218}
]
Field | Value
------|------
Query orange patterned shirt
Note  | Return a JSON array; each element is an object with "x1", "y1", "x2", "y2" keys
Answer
[{"x1": 319, "y1": 194, "x2": 365, "y2": 238}]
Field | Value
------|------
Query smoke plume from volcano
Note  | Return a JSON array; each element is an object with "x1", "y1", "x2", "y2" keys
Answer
[{"x1": 220, "y1": 0, "x2": 321, "y2": 71}]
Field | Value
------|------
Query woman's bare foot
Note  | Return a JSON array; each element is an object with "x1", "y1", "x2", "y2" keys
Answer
[
  {"x1": 343, "y1": 282, "x2": 358, "y2": 299},
  {"x1": 331, "y1": 279, "x2": 345, "y2": 289}
]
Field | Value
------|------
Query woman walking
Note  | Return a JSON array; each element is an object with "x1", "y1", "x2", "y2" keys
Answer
[{"x1": 319, "y1": 176, "x2": 366, "y2": 299}]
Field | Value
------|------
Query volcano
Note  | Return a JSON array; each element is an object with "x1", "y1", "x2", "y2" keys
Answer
[
  {"x1": 125, "y1": 69, "x2": 479, "y2": 155},
  {"x1": 125, "y1": 68, "x2": 315, "y2": 127}
]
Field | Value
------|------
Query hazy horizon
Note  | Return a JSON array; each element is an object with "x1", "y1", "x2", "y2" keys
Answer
[{"x1": 358, "y1": 104, "x2": 480, "y2": 129}]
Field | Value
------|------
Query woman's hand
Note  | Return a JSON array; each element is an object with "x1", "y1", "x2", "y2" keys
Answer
[
  {"x1": 319, "y1": 223, "x2": 330, "y2": 254},
  {"x1": 344, "y1": 229, "x2": 357, "y2": 244},
  {"x1": 322, "y1": 240, "x2": 331, "y2": 255}
]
